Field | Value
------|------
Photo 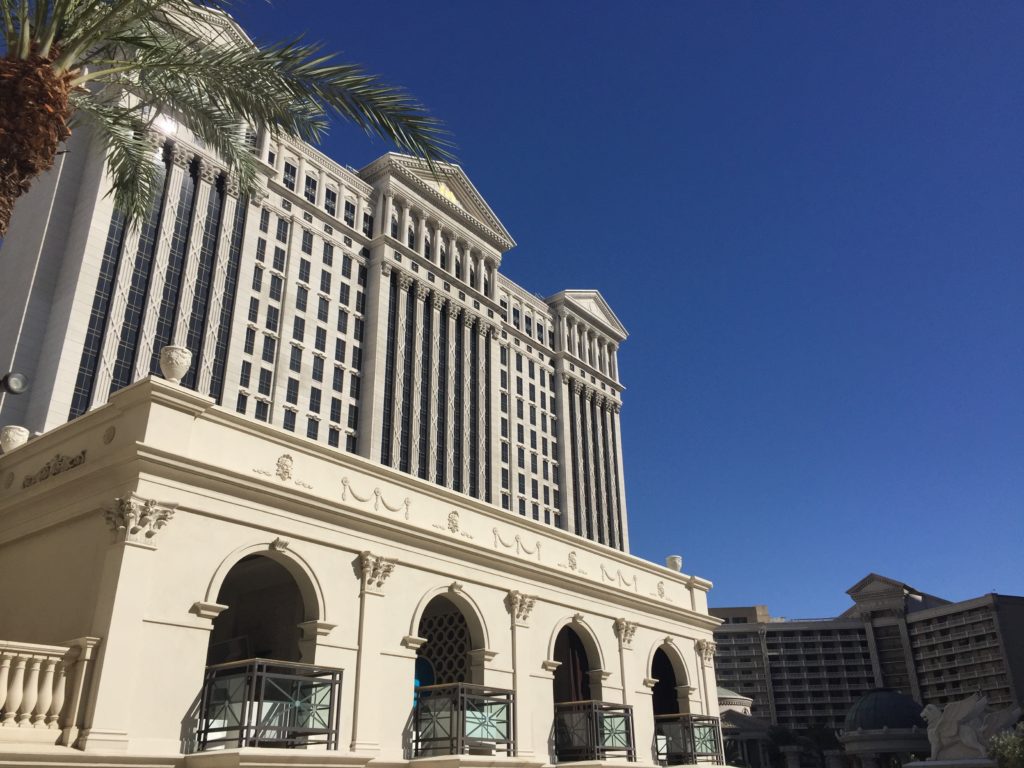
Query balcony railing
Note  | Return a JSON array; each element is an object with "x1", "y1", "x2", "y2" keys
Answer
[
  {"x1": 553, "y1": 700, "x2": 635, "y2": 762},
  {"x1": 413, "y1": 683, "x2": 515, "y2": 757},
  {"x1": 654, "y1": 714, "x2": 723, "y2": 765},
  {"x1": 197, "y1": 658, "x2": 342, "y2": 751}
]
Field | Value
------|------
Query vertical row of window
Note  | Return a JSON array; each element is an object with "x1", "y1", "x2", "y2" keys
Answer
[
  {"x1": 209, "y1": 199, "x2": 248, "y2": 404},
  {"x1": 501, "y1": 295, "x2": 554, "y2": 348},
  {"x1": 181, "y1": 178, "x2": 225, "y2": 390},
  {"x1": 237, "y1": 207, "x2": 364, "y2": 453},
  {"x1": 497, "y1": 344, "x2": 560, "y2": 526},
  {"x1": 277, "y1": 157, "x2": 373, "y2": 236}
]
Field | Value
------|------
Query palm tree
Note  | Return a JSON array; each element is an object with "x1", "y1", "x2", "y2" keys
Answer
[{"x1": 0, "y1": 0, "x2": 453, "y2": 236}]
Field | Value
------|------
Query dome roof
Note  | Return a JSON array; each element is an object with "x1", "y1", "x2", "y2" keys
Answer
[{"x1": 844, "y1": 689, "x2": 925, "y2": 731}]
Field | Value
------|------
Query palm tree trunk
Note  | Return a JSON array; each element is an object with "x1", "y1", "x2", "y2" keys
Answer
[{"x1": 0, "y1": 56, "x2": 74, "y2": 237}]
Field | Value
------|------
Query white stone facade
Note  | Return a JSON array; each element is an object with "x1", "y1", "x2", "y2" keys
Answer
[
  {"x1": 0, "y1": 126, "x2": 628, "y2": 552},
  {"x1": 0, "y1": 379, "x2": 722, "y2": 766}
]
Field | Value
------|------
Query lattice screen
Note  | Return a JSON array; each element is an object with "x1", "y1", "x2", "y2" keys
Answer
[{"x1": 418, "y1": 606, "x2": 470, "y2": 684}]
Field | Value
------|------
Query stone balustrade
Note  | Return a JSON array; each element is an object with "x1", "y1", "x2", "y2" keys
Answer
[{"x1": 0, "y1": 637, "x2": 100, "y2": 748}]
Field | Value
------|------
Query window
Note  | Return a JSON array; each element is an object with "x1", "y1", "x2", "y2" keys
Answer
[
  {"x1": 298, "y1": 259, "x2": 311, "y2": 283},
  {"x1": 351, "y1": 346, "x2": 362, "y2": 369},
  {"x1": 517, "y1": 447, "x2": 525, "y2": 468},
  {"x1": 333, "y1": 366, "x2": 344, "y2": 391},
  {"x1": 390, "y1": 216, "x2": 399, "y2": 238},
  {"x1": 295, "y1": 286, "x2": 308, "y2": 312},
  {"x1": 424, "y1": 237, "x2": 431, "y2": 259},
  {"x1": 251, "y1": 266, "x2": 263, "y2": 291},
  {"x1": 273, "y1": 247, "x2": 286, "y2": 271},
  {"x1": 283, "y1": 161, "x2": 297, "y2": 191},
  {"x1": 312, "y1": 356, "x2": 324, "y2": 382},
  {"x1": 315, "y1": 326, "x2": 327, "y2": 352},
  {"x1": 344, "y1": 200, "x2": 355, "y2": 227},
  {"x1": 440, "y1": 247, "x2": 448, "y2": 271},
  {"x1": 354, "y1": 317, "x2": 364, "y2": 341},
  {"x1": 293, "y1": 317, "x2": 305, "y2": 341},
  {"x1": 516, "y1": 353, "x2": 523, "y2": 372},
  {"x1": 328, "y1": 427, "x2": 340, "y2": 447},
  {"x1": 362, "y1": 213, "x2": 373, "y2": 236},
  {"x1": 358, "y1": 264, "x2": 366, "y2": 286},
  {"x1": 265, "y1": 305, "x2": 279, "y2": 332},
  {"x1": 247, "y1": 297, "x2": 259, "y2": 322},
  {"x1": 283, "y1": 410, "x2": 296, "y2": 431},
  {"x1": 317, "y1": 296, "x2": 329, "y2": 322},
  {"x1": 501, "y1": 443, "x2": 509, "y2": 463},
  {"x1": 301, "y1": 230, "x2": 313, "y2": 254},
  {"x1": 339, "y1": 283, "x2": 351, "y2": 306},
  {"x1": 240, "y1": 361, "x2": 252, "y2": 388},
  {"x1": 355, "y1": 291, "x2": 365, "y2": 313},
  {"x1": 304, "y1": 175, "x2": 317, "y2": 203},
  {"x1": 349, "y1": 375, "x2": 361, "y2": 399},
  {"x1": 286, "y1": 378, "x2": 299, "y2": 404},
  {"x1": 236, "y1": 393, "x2": 248, "y2": 414},
  {"x1": 257, "y1": 368, "x2": 272, "y2": 396},
  {"x1": 262, "y1": 335, "x2": 278, "y2": 364},
  {"x1": 324, "y1": 188, "x2": 337, "y2": 217},
  {"x1": 256, "y1": 238, "x2": 266, "y2": 263},
  {"x1": 500, "y1": 393, "x2": 508, "y2": 413},
  {"x1": 335, "y1": 338, "x2": 346, "y2": 362},
  {"x1": 259, "y1": 208, "x2": 269, "y2": 233},
  {"x1": 513, "y1": 307, "x2": 520, "y2": 328},
  {"x1": 347, "y1": 404, "x2": 359, "y2": 429},
  {"x1": 330, "y1": 398, "x2": 342, "y2": 423},
  {"x1": 269, "y1": 275, "x2": 283, "y2": 302},
  {"x1": 342, "y1": 255, "x2": 352, "y2": 278},
  {"x1": 309, "y1": 387, "x2": 321, "y2": 413},
  {"x1": 307, "y1": 418, "x2": 319, "y2": 439},
  {"x1": 255, "y1": 401, "x2": 269, "y2": 422},
  {"x1": 275, "y1": 217, "x2": 289, "y2": 243},
  {"x1": 502, "y1": 468, "x2": 509, "y2": 489},
  {"x1": 289, "y1": 345, "x2": 302, "y2": 372},
  {"x1": 244, "y1": 327, "x2": 256, "y2": 354},
  {"x1": 320, "y1": 270, "x2": 331, "y2": 293}
]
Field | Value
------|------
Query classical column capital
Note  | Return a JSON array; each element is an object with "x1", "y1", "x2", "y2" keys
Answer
[
  {"x1": 381, "y1": 262, "x2": 393, "y2": 277},
  {"x1": 222, "y1": 174, "x2": 240, "y2": 198},
  {"x1": 416, "y1": 283, "x2": 430, "y2": 301},
  {"x1": 196, "y1": 159, "x2": 218, "y2": 184},
  {"x1": 431, "y1": 292, "x2": 445, "y2": 310},
  {"x1": 105, "y1": 497, "x2": 177, "y2": 547},
  {"x1": 397, "y1": 273, "x2": 414, "y2": 291},
  {"x1": 446, "y1": 302, "x2": 462, "y2": 318},
  {"x1": 169, "y1": 143, "x2": 191, "y2": 168},
  {"x1": 613, "y1": 618, "x2": 638, "y2": 648},
  {"x1": 505, "y1": 590, "x2": 538, "y2": 625},
  {"x1": 359, "y1": 551, "x2": 397, "y2": 594}
]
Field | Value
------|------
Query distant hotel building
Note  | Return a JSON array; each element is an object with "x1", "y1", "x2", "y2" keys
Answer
[
  {"x1": 711, "y1": 574, "x2": 1024, "y2": 732},
  {"x1": 0, "y1": 102, "x2": 629, "y2": 550}
]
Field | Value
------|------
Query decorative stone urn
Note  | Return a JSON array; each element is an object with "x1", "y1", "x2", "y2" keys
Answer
[
  {"x1": 0, "y1": 425, "x2": 30, "y2": 453},
  {"x1": 665, "y1": 555, "x2": 683, "y2": 572},
  {"x1": 159, "y1": 345, "x2": 192, "y2": 384}
]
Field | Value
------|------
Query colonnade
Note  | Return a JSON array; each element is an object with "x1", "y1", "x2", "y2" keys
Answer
[
  {"x1": 378, "y1": 192, "x2": 497, "y2": 299},
  {"x1": 378, "y1": 264, "x2": 496, "y2": 501},
  {"x1": 556, "y1": 311, "x2": 619, "y2": 379}
]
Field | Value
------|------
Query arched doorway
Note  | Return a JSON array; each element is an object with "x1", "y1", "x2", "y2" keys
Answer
[
  {"x1": 651, "y1": 645, "x2": 720, "y2": 766},
  {"x1": 207, "y1": 554, "x2": 306, "y2": 664},
  {"x1": 651, "y1": 647, "x2": 689, "y2": 715},
  {"x1": 553, "y1": 625, "x2": 593, "y2": 703},
  {"x1": 196, "y1": 554, "x2": 342, "y2": 752},
  {"x1": 411, "y1": 595, "x2": 513, "y2": 757}
]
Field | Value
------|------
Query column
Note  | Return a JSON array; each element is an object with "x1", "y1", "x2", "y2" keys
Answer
[
  {"x1": 197, "y1": 176, "x2": 240, "y2": 395},
  {"x1": 415, "y1": 212, "x2": 426, "y2": 253},
  {"x1": 172, "y1": 159, "x2": 216, "y2": 346},
  {"x1": 432, "y1": 223, "x2": 442, "y2": 264},
  {"x1": 133, "y1": 143, "x2": 190, "y2": 380},
  {"x1": 487, "y1": 327, "x2": 503, "y2": 502},
  {"x1": 554, "y1": 371, "x2": 577, "y2": 533},
  {"x1": 354, "y1": 193, "x2": 365, "y2": 235},
  {"x1": 582, "y1": 388, "x2": 599, "y2": 540},
  {"x1": 609, "y1": 402, "x2": 629, "y2": 551},
  {"x1": 399, "y1": 202, "x2": 410, "y2": 244},
  {"x1": 593, "y1": 396, "x2": 612, "y2": 546},
  {"x1": 570, "y1": 380, "x2": 587, "y2": 538},
  {"x1": 444, "y1": 303, "x2": 459, "y2": 488},
  {"x1": 390, "y1": 274, "x2": 412, "y2": 468},
  {"x1": 461, "y1": 314, "x2": 475, "y2": 493},
  {"x1": 609, "y1": 343, "x2": 619, "y2": 379},
  {"x1": 428, "y1": 292, "x2": 443, "y2": 483},
  {"x1": 356, "y1": 259, "x2": 392, "y2": 462},
  {"x1": 409, "y1": 283, "x2": 428, "y2": 475},
  {"x1": 476, "y1": 322, "x2": 489, "y2": 499},
  {"x1": 601, "y1": 401, "x2": 621, "y2": 549}
]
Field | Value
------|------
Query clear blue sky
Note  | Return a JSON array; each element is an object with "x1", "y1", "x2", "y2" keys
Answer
[{"x1": 232, "y1": 1, "x2": 1023, "y2": 618}]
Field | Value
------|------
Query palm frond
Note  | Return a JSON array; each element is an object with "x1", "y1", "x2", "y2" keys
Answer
[{"x1": 69, "y1": 90, "x2": 166, "y2": 227}]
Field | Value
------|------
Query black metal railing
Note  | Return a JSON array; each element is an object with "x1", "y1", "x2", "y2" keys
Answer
[
  {"x1": 413, "y1": 683, "x2": 515, "y2": 756},
  {"x1": 654, "y1": 714, "x2": 723, "y2": 765},
  {"x1": 196, "y1": 658, "x2": 343, "y2": 751},
  {"x1": 553, "y1": 700, "x2": 636, "y2": 762}
]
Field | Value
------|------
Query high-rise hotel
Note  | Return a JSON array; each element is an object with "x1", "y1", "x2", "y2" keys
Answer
[{"x1": 0, "y1": 107, "x2": 629, "y2": 551}]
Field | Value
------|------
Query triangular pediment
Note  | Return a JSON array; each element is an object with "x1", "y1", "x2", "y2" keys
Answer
[
  {"x1": 846, "y1": 573, "x2": 914, "y2": 599},
  {"x1": 556, "y1": 290, "x2": 628, "y2": 339},
  {"x1": 361, "y1": 154, "x2": 515, "y2": 251}
]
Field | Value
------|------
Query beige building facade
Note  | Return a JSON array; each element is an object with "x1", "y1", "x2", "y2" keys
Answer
[{"x1": 711, "y1": 574, "x2": 1024, "y2": 733}]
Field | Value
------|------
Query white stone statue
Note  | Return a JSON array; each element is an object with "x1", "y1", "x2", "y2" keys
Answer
[{"x1": 921, "y1": 693, "x2": 1021, "y2": 761}]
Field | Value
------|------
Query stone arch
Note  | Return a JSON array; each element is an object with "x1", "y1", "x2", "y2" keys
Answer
[
  {"x1": 204, "y1": 541, "x2": 326, "y2": 624},
  {"x1": 546, "y1": 614, "x2": 607, "y2": 673},
  {"x1": 646, "y1": 637, "x2": 693, "y2": 715},
  {"x1": 408, "y1": 583, "x2": 490, "y2": 652}
]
